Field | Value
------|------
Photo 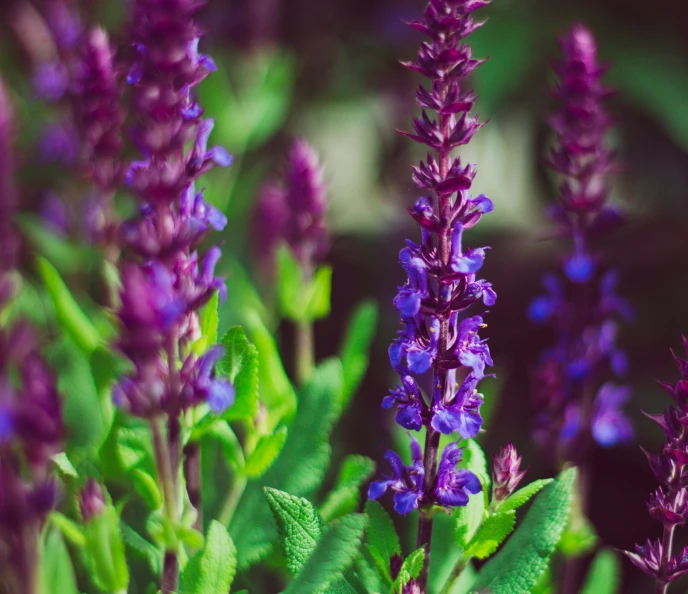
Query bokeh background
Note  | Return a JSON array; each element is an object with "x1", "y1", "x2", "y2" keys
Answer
[{"x1": 4, "y1": 0, "x2": 688, "y2": 591}]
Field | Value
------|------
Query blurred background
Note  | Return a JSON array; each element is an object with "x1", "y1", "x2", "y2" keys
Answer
[{"x1": 4, "y1": 0, "x2": 688, "y2": 591}]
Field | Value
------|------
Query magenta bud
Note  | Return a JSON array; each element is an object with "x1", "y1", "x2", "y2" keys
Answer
[
  {"x1": 79, "y1": 479, "x2": 106, "y2": 522},
  {"x1": 492, "y1": 443, "x2": 527, "y2": 503}
]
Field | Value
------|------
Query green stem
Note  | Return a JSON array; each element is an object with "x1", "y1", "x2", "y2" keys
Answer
[
  {"x1": 218, "y1": 474, "x2": 248, "y2": 526},
  {"x1": 150, "y1": 419, "x2": 178, "y2": 594},
  {"x1": 439, "y1": 555, "x2": 470, "y2": 594},
  {"x1": 295, "y1": 320, "x2": 314, "y2": 385}
]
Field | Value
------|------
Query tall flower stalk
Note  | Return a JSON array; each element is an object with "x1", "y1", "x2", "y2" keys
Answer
[
  {"x1": 254, "y1": 138, "x2": 329, "y2": 384},
  {"x1": 528, "y1": 25, "x2": 633, "y2": 592},
  {"x1": 0, "y1": 78, "x2": 64, "y2": 594},
  {"x1": 623, "y1": 339, "x2": 688, "y2": 593},
  {"x1": 368, "y1": 0, "x2": 495, "y2": 590},
  {"x1": 114, "y1": 1, "x2": 233, "y2": 591}
]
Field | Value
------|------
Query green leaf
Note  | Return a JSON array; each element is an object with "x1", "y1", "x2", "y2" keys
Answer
[
  {"x1": 36, "y1": 257, "x2": 101, "y2": 354},
  {"x1": 277, "y1": 246, "x2": 306, "y2": 321},
  {"x1": 83, "y1": 506, "x2": 129, "y2": 591},
  {"x1": 17, "y1": 213, "x2": 91, "y2": 275},
  {"x1": 265, "y1": 487, "x2": 324, "y2": 574},
  {"x1": 338, "y1": 300, "x2": 378, "y2": 408},
  {"x1": 216, "y1": 326, "x2": 260, "y2": 422},
  {"x1": 229, "y1": 359, "x2": 343, "y2": 569},
  {"x1": 472, "y1": 467, "x2": 577, "y2": 594},
  {"x1": 283, "y1": 513, "x2": 367, "y2": 594},
  {"x1": 305, "y1": 265, "x2": 332, "y2": 321},
  {"x1": 497, "y1": 479, "x2": 554, "y2": 513},
  {"x1": 394, "y1": 548, "x2": 425, "y2": 589},
  {"x1": 454, "y1": 440, "x2": 489, "y2": 549},
  {"x1": 51, "y1": 452, "x2": 78, "y2": 479},
  {"x1": 193, "y1": 291, "x2": 219, "y2": 355},
  {"x1": 464, "y1": 511, "x2": 516, "y2": 560},
  {"x1": 120, "y1": 521, "x2": 161, "y2": 574},
  {"x1": 47, "y1": 337, "x2": 108, "y2": 453},
  {"x1": 40, "y1": 527, "x2": 79, "y2": 594},
  {"x1": 206, "y1": 420, "x2": 246, "y2": 471},
  {"x1": 180, "y1": 521, "x2": 237, "y2": 594},
  {"x1": 364, "y1": 499, "x2": 401, "y2": 583},
  {"x1": 133, "y1": 469, "x2": 164, "y2": 510},
  {"x1": 241, "y1": 309, "x2": 297, "y2": 430},
  {"x1": 558, "y1": 514, "x2": 598, "y2": 557},
  {"x1": 319, "y1": 455, "x2": 376, "y2": 522},
  {"x1": 49, "y1": 512, "x2": 86, "y2": 547},
  {"x1": 581, "y1": 548, "x2": 620, "y2": 594},
  {"x1": 244, "y1": 427, "x2": 288, "y2": 478}
]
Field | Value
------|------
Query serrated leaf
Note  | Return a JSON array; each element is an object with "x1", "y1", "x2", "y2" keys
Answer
[
  {"x1": 216, "y1": 326, "x2": 259, "y2": 421},
  {"x1": 320, "y1": 455, "x2": 376, "y2": 522},
  {"x1": 36, "y1": 257, "x2": 102, "y2": 353},
  {"x1": 454, "y1": 439, "x2": 490, "y2": 549},
  {"x1": 465, "y1": 511, "x2": 516, "y2": 559},
  {"x1": 472, "y1": 467, "x2": 577, "y2": 594},
  {"x1": 305, "y1": 265, "x2": 332, "y2": 321},
  {"x1": 180, "y1": 521, "x2": 237, "y2": 594},
  {"x1": 242, "y1": 309, "x2": 297, "y2": 430},
  {"x1": 581, "y1": 548, "x2": 620, "y2": 594},
  {"x1": 265, "y1": 487, "x2": 323, "y2": 574},
  {"x1": 193, "y1": 291, "x2": 219, "y2": 355},
  {"x1": 40, "y1": 527, "x2": 79, "y2": 594},
  {"x1": 338, "y1": 300, "x2": 378, "y2": 408},
  {"x1": 229, "y1": 359, "x2": 343, "y2": 569},
  {"x1": 498, "y1": 479, "x2": 554, "y2": 513},
  {"x1": 120, "y1": 521, "x2": 161, "y2": 574},
  {"x1": 283, "y1": 513, "x2": 367, "y2": 594},
  {"x1": 461, "y1": 439, "x2": 490, "y2": 491},
  {"x1": 364, "y1": 499, "x2": 401, "y2": 583},
  {"x1": 394, "y1": 548, "x2": 425, "y2": 589},
  {"x1": 244, "y1": 427, "x2": 288, "y2": 478}
]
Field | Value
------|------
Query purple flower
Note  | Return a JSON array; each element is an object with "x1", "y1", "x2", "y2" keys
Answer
[
  {"x1": 492, "y1": 444, "x2": 528, "y2": 503},
  {"x1": 431, "y1": 375, "x2": 483, "y2": 437},
  {"x1": 368, "y1": 439, "x2": 424, "y2": 515},
  {"x1": 529, "y1": 25, "x2": 632, "y2": 462},
  {"x1": 434, "y1": 443, "x2": 482, "y2": 507},
  {"x1": 180, "y1": 347, "x2": 235, "y2": 413}
]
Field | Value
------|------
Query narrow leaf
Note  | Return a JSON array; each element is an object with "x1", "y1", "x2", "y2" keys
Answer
[
  {"x1": 180, "y1": 521, "x2": 237, "y2": 594},
  {"x1": 320, "y1": 455, "x2": 376, "y2": 522},
  {"x1": 192, "y1": 291, "x2": 219, "y2": 355},
  {"x1": 216, "y1": 326, "x2": 259, "y2": 421},
  {"x1": 498, "y1": 479, "x2": 554, "y2": 513},
  {"x1": 364, "y1": 499, "x2": 401, "y2": 582},
  {"x1": 581, "y1": 548, "x2": 620, "y2": 594},
  {"x1": 472, "y1": 467, "x2": 577, "y2": 594},
  {"x1": 338, "y1": 300, "x2": 378, "y2": 408},
  {"x1": 244, "y1": 427, "x2": 288, "y2": 478},
  {"x1": 394, "y1": 548, "x2": 425, "y2": 589},
  {"x1": 40, "y1": 528, "x2": 79, "y2": 594},
  {"x1": 265, "y1": 487, "x2": 323, "y2": 574},
  {"x1": 465, "y1": 511, "x2": 516, "y2": 559},
  {"x1": 305, "y1": 265, "x2": 332, "y2": 321},
  {"x1": 283, "y1": 514, "x2": 367, "y2": 594},
  {"x1": 36, "y1": 257, "x2": 101, "y2": 353}
]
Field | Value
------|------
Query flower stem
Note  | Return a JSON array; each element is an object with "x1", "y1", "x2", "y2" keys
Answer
[
  {"x1": 151, "y1": 419, "x2": 178, "y2": 594},
  {"x1": 417, "y1": 427, "x2": 441, "y2": 592},
  {"x1": 219, "y1": 474, "x2": 248, "y2": 526},
  {"x1": 184, "y1": 440, "x2": 203, "y2": 533},
  {"x1": 295, "y1": 320, "x2": 314, "y2": 385},
  {"x1": 439, "y1": 555, "x2": 470, "y2": 594},
  {"x1": 656, "y1": 524, "x2": 676, "y2": 594}
]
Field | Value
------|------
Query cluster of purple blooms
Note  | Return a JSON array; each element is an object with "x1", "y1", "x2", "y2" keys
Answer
[
  {"x1": 254, "y1": 138, "x2": 330, "y2": 276},
  {"x1": 0, "y1": 79, "x2": 63, "y2": 591},
  {"x1": 114, "y1": 0, "x2": 234, "y2": 419},
  {"x1": 529, "y1": 25, "x2": 633, "y2": 462},
  {"x1": 369, "y1": 0, "x2": 493, "y2": 531},
  {"x1": 623, "y1": 340, "x2": 688, "y2": 590}
]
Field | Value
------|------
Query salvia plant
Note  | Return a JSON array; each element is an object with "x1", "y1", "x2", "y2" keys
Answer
[{"x1": 0, "y1": 0, "x2": 683, "y2": 593}]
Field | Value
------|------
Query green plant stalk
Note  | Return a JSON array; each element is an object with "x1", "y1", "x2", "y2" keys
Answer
[
  {"x1": 151, "y1": 419, "x2": 178, "y2": 594},
  {"x1": 218, "y1": 474, "x2": 248, "y2": 526},
  {"x1": 439, "y1": 554, "x2": 471, "y2": 594},
  {"x1": 295, "y1": 320, "x2": 314, "y2": 386},
  {"x1": 184, "y1": 440, "x2": 203, "y2": 533}
]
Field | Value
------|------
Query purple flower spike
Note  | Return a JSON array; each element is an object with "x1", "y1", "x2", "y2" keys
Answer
[
  {"x1": 370, "y1": 5, "x2": 494, "y2": 562},
  {"x1": 530, "y1": 25, "x2": 632, "y2": 463},
  {"x1": 624, "y1": 340, "x2": 688, "y2": 588}
]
